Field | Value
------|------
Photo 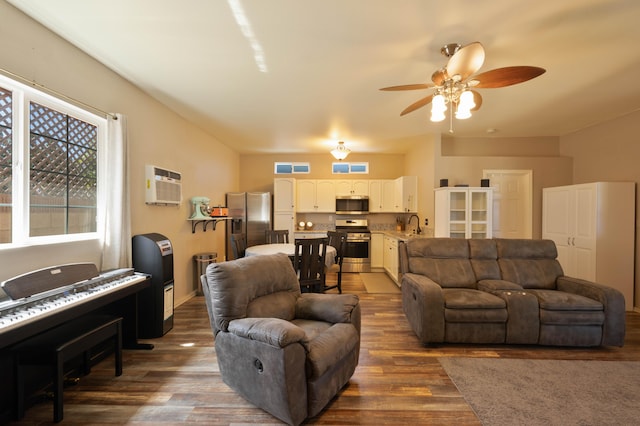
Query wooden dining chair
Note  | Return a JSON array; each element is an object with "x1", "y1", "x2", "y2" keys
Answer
[
  {"x1": 265, "y1": 229, "x2": 289, "y2": 244},
  {"x1": 293, "y1": 237, "x2": 328, "y2": 293},
  {"x1": 325, "y1": 231, "x2": 347, "y2": 293},
  {"x1": 230, "y1": 233, "x2": 247, "y2": 259}
]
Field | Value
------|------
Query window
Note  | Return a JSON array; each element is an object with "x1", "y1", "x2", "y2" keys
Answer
[
  {"x1": 274, "y1": 162, "x2": 310, "y2": 174},
  {"x1": 332, "y1": 162, "x2": 369, "y2": 174},
  {"x1": 0, "y1": 75, "x2": 106, "y2": 246}
]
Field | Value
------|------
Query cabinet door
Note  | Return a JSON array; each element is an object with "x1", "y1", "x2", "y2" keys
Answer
[
  {"x1": 369, "y1": 181, "x2": 383, "y2": 212},
  {"x1": 296, "y1": 180, "x2": 317, "y2": 212},
  {"x1": 572, "y1": 185, "x2": 597, "y2": 280},
  {"x1": 335, "y1": 179, "x2": 369, "y2": 196},
  {"x1": 469, "y1": 189, "x2": 492, "y2": 238},
  {"x1": 274, "y1": 178, "x2": 295, "y2": 212},
  {"x1": 447, "y1": 189, "x2": 468, "y2": 238},
  {"x1": 370, "y1": 233, "x2": 384, "y2": 268},
  {"x1": 315, "y1": 180, "x2": 336, "y2": 212},
  {"x1": 274, "y1": 212, "x2": 295, "y2": 238},
  {"x1": 352, "y1": 180, "x2": 369, "y2": 196},
  {"x1": 542, "y1": 186, "x2": 575, "y2": 275},
  {"x1": 381, "y1": 180, "x2": 396, "y2": 212},
  {"x1": 399, "y1": 176, "x2": 418, "y2": 212},
  {"x1": 334, "y1": 180, "x2": 353, "y2": 196},
  {"x1": 383, "y1": 236, "x2": 399, "y2": 282}
]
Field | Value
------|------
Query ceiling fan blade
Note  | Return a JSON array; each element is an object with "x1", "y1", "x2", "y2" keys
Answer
[
  {"x1": 446, "y1": 42, "x2": 485, "y2": 80},
  {"x1": 473, "y1": 66, "x2": 546, "y2": 88},
  {"x1": 470, "y1": 90, "x2": 482, "y2": 111},
  {"x1": 431, "y1": 68, "x2": 448, "y2": 86},
  {"x1": 380, "y1": 83, "x2": 432, "y2": 91},
  {"x1": 400, "y1": 94, "x2": 434, "y2": 116}
]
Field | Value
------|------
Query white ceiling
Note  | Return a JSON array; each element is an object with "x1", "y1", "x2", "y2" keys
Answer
[{"x1": 8, "y1": 0, "x2": 640, "y2": 155}]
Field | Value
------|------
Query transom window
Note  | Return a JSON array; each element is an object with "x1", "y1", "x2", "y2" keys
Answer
[{"x1": 0, "y1": 75, "x2": 105, "y2": 246}]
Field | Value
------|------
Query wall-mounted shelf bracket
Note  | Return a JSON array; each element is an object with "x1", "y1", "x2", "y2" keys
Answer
[{"x1": 188, "y1": 217, "x2": 232, "y2": 233}]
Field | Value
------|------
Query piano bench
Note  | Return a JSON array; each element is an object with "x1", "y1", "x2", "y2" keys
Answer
[{"x1": 11, "y1": 315, "x2": 123, "y2": 423}]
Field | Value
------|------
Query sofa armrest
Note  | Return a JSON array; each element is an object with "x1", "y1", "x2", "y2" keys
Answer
[
  {"x1": 228, "y1": 317, "x2": 306, "y2": 348},
  {"x1": 401, "y1": 272, "x2": 445, "y2": 343},
  {"x1": 557, "y1": 276, "x2": 626, "y2": 346},
  {"x1": 295, "y1": 293, "x2": 360, "y2": 324}
]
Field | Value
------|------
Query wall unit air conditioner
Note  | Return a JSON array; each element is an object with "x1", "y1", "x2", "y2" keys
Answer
[{"x1": 145, "y1": 165, "x2": 182, "y2": 205}]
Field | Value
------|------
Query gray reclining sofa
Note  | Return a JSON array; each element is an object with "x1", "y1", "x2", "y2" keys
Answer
[{"x1": 399, "y1": 238, "x2": 625, "y2": 347}]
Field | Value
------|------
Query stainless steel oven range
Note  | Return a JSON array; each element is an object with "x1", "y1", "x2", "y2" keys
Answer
[{"x1": 335, "y1": 219, "x2": 371, "y2": 273}]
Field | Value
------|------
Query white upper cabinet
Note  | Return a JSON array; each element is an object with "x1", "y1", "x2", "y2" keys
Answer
[
  {"x1": 296, "y1": 180, "x2": 335, "y2": 212},
  {"x1": 369, "y1": 180, "x2": 396, "y2": 212},
  {"x1": 274, "y1": 178, "x2": 296, "y2": 212},
  {"x1": 335, "y1": 180, "x2": 369, "y2": 196},
  {"x1": 394, "y1": 176, "x2": 417, "y2": 212}
]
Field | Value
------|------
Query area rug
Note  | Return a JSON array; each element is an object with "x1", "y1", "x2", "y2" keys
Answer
[
  {"x1": 438, "y1": 357, "x2": 640, "y2": 426},
  {"x1": 360, "y1": 273, "x2": 400, "y2": 293}
]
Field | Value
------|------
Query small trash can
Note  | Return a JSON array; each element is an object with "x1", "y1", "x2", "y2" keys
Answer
[{"x1": 194, "y1": 252, "x2": 217, "y2": 296}]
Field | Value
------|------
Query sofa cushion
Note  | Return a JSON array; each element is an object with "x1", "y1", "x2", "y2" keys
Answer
[
  {"x1": 477, "y1": 279, "x2": 524, "y2": 291},
  {"x1": 443, "y1": 289, "x2": 508, "y2": 323},
  {"x1": 443, "y1": 288, "x2": 507, "y2": 309},
  {"x1": 496, "y1": 239, "x2": 564, "y2": 289},
  {"x1": 406, "y1": 239, "x2": 477, "y2": 288},
  {"x1": 526, "y1": 289, "x2": 604, "y2": 311},
  {"x1": 206, "y1": 253, "x2": 302, "y2": 331},
  {"x1": 469, "y1": 239, "x2": 501, "y2": 281}
]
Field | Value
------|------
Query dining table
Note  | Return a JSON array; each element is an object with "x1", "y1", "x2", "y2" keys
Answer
[{"x1": 245, "y1": 243, "x2": 336, "y2": 268}]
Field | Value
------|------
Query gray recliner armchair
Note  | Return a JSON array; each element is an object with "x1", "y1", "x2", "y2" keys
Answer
[{"x1": 201, "y1": 253, "x2": 361, "y2": 425}]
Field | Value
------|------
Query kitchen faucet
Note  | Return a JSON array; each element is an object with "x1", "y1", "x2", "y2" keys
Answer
[{"x1": 407, "y1": 214, "x2": 421, "y2": 235}]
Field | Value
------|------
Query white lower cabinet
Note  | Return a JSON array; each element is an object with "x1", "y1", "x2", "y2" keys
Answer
[
  {"x1": 383, "y1": 235, "x2": 399, "y2": 283},
  {"x1": 274, "y1": 212, "x2": 296, "y2": 239},
  {"x1": 370, "y1": 233, "x2": 384, "y2": 269}
]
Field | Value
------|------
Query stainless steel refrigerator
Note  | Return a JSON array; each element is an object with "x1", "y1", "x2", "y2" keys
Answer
[{"x1": 226, "y1": 192, "x2": 272, "y2": 260}]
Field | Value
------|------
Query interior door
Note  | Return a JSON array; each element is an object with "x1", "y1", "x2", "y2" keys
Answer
[{"x1": 483, "y1": 170, "x2": 532, "y2": 238}]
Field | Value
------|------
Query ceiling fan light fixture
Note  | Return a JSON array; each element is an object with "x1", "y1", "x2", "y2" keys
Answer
[
  {"x1": 459, "y1": 90, "x2": 475, "y2": 110},
  {"x1": 454, "y1": 106, "x2": 472, "y2": 120},
  {"x1": 430, "y1": 94, "x2": 447, "y2": 122},
  {"x1": 331, "y1": 141, "x2": 350, "y2": 160}
]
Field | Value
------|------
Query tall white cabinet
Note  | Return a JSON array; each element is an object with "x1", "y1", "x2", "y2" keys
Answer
[
  {"x1": 542, "y1": 182, "x2": 635, "y2": 309},
  {"x1": 273, "y1": 178, "x2": 296, "y2": 237},
  {"x1": 434, "y1": 187, "x2": 493, "y2": 238}
]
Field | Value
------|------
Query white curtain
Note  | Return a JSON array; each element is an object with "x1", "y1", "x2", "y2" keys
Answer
[{"x1": 100, "y1": 113, "x2": 131, "y2": 271}]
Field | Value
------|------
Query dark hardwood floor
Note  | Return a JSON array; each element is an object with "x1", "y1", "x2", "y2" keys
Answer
[{"x1": 11, "y1": 272, "x2": 640, "y2": 425}]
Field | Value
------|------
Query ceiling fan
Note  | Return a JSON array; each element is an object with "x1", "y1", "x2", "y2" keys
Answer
[{"x1": 380, "y1": 42, "x2": 545, "y2": 130}]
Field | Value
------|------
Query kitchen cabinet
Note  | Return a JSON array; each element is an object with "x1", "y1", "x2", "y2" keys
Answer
[
  {"x1": 383, "y1": 235, "x2": 399, "y2": 283},
  {"x1": 335, "y1": 179, "x2": 369, "y2": 196},
  {"x1": 296, "y1": 180, "x2": 335, "y2": 212},
  {"x1": 434, "y1": 187, "x2": 492, "y2": 238},
  {"x1": 394, "y1": 176, "x2": 418, "y2": 212},
  {"x1": 542, "y1": 182, "x2": 635, "y2": 309},
  {"x1": 274, "y1": 178, "x2": 296, "y2": 213},
  {"x1": 274, "y1": 178, "x2": 296, "y2": 237},
  {"x1": 370, "y1": 232, "x2": 384, "y2": 269},
  {"x1": 369, "y1": 180, "x2": 396, "y2": 212}
]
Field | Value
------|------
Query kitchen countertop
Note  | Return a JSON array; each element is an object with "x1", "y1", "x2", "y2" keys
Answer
[{"x1": 371, "y1": 230, "x2": 431, "y2": 242}]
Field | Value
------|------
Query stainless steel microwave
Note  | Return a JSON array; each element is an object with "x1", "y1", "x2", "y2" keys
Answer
[{"x1": 335, "y1": 196, "x2": 369, "y2": 214}]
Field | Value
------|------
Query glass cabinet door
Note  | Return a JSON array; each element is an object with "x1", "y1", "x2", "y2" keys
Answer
[
  {"x1": 470, "y1": 190, "x2": 489, "y2": 238},
  {"x1": 448, "y1": 190, "x2": 468, "y2": 238}
]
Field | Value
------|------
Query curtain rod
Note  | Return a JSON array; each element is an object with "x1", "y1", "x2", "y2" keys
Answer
[{"x1": 0, "y1": 67, "x2": 117, "y2": 120}]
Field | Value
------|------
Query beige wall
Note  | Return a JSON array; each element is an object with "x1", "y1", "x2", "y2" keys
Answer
[
  {"x1": 239, "y1": 153, "x2": 406, "y2": 192},
  {"x1": 560, "y1": 110, "x2": 640, "y2": 309},
  {"x1": 0, "y1": 2, "x2": 238, "y2": 305}
]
